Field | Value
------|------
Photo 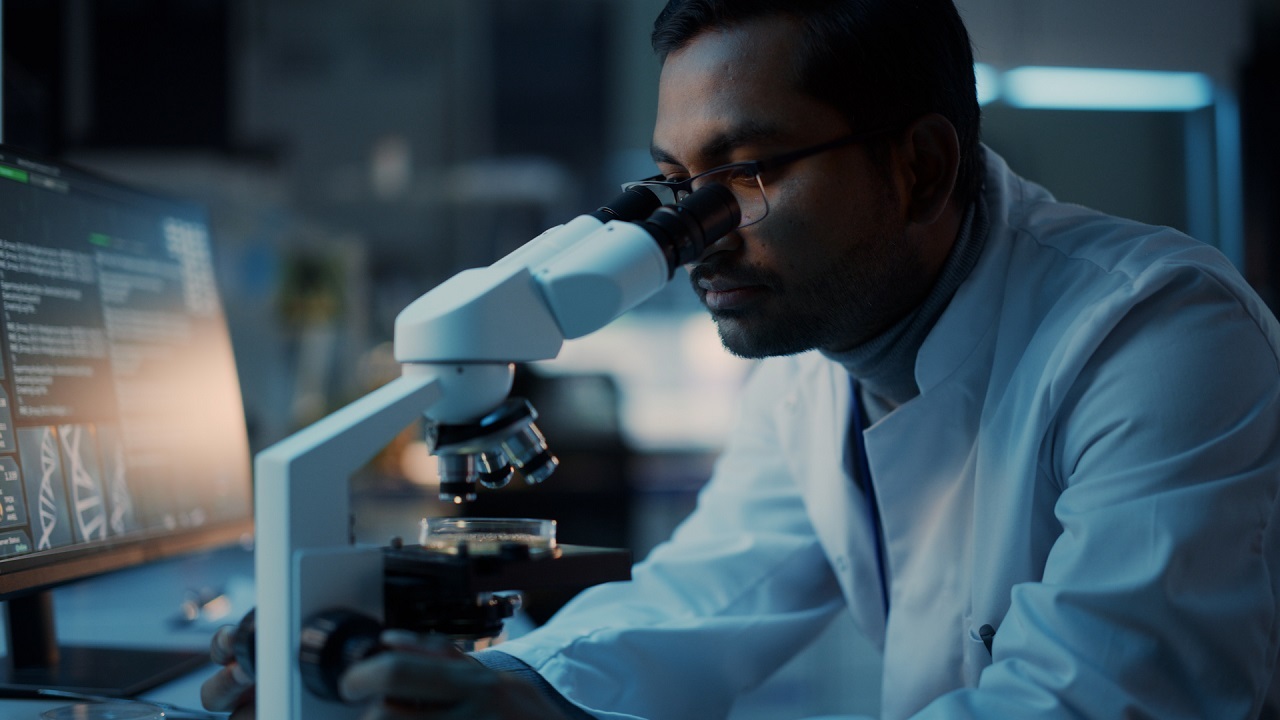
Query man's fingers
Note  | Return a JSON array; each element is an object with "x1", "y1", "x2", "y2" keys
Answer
[
  {"x1": 359, "y1": 704, "x2": 492, "y2": 720},
  {"x1": 344, "y1": 649, "x2": 569, "y2": 720},
  {"x1": 340, "y1": 652, "x2": 496, "y2": 704},
  {"x1": 209, "y1": 624, "x2": 238, "y2": 666},
  {"x1": 379, "y1": 629, "x2": 458, "y2": 656},
  {"x1": 229, "y1": 703, "x2": 257, "y2": 720},
  {"x1": 200, "y1": 662, "x2": 255, "y2": 712}
]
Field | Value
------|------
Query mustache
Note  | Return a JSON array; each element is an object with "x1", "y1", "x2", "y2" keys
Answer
[{"x1": 687, "y1": 260, "x2": 776, "y2": 289}]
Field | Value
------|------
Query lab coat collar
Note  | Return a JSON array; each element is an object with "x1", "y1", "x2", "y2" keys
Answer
[
  {"x1": 914, "y1": 148, "x2": 1021, "y2": 394},
  {"x1": 775, "y1": 148, "x2": 1033, "y2": 659}
]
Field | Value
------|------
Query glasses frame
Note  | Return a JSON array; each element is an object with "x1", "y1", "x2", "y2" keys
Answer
[{"x1": 623, "y1": 129, "x2": 888, "y2": 229}]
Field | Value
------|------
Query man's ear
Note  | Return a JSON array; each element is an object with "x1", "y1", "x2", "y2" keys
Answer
[{"x1": 896, "y1": 113, "x2": 960, "y2": 226}]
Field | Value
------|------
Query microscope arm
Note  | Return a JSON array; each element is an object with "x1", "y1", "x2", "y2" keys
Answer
[
  {"x1": 255, "y1": 368, "x2": 442, "y2": 720},
  {"x1": 255, "y1": 363, "x2": 516, "y2": 720}
]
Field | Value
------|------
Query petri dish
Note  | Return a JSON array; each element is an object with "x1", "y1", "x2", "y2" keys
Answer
[
  {"x1": 41, "y1": 702, "x2": 165, "y2": 720},
  {"x1": 419, "y1": 517, "x2": 556, "y2": 556}
]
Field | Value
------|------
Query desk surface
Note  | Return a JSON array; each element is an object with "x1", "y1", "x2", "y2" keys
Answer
[
  {"x1": 0, "y1": 670, "x2": 216, "y2": 719},
  {"x1": 0, "y1": 544, "x2": 254, "y2": 719}
]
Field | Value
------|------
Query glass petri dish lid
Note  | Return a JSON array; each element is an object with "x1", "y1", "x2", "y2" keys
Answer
[
  {"x1": 41, "y1": 702, "x2": 166, "y2": 720},
  {"x1": 419, "y1": 517, "x2": 556, "y2": 556}
]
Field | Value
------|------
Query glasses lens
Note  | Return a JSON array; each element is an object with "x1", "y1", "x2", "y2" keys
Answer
[{"x1": 623, "y1": 167, "x2": 767, "y2": 229}]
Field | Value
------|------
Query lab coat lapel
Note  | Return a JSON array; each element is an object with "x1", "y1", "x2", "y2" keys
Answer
[
  {"x1": 775, "y1": 358, "x2": 889, "y2": 649},
  {"x1": 864, "y1": 374, "x2": 986, "y2": 717}
]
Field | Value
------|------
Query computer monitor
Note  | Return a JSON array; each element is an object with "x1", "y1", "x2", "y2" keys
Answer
[{"x1": 0, "y1": 145, "x2": 253, "y2": 696}]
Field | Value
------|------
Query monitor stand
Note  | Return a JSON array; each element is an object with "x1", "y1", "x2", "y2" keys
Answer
[{"x1": 0, "y1": 591, "x2": 209, "y2": 697}]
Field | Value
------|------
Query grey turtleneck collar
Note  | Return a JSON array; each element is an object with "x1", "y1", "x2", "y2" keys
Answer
[{"x1": 821, "y1": 189, "x2": 990, "y2": 423}]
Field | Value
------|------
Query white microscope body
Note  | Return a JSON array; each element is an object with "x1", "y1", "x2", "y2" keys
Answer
[{"x1": 251, "y1": 185, "x2": 738, "y2": 719}]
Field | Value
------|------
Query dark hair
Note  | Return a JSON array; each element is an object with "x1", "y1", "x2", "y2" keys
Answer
[{"x1": 653, "y1": 0, "x2": 984, "y2": 205}]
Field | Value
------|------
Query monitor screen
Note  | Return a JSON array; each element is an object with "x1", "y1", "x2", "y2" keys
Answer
[{"x1": 0, "y1": 145, "x2": 252, "y2": 695}]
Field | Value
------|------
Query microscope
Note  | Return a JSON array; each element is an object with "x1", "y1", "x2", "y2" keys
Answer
[{"x1": 244, "y1": 182, "x2": 740, "y2": 719}]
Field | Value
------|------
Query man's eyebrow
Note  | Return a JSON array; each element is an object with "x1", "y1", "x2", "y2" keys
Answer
[
  {"x1": 650, "y1": 121, "x2": 788, "y2": 168},
  {"x1": 650, "y1": 145, "x2": 682, "y2": 167}
]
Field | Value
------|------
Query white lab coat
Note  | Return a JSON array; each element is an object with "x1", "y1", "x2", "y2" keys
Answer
[{"x1": 494, "y1": 150, "x2": 1280, "y2": 719}]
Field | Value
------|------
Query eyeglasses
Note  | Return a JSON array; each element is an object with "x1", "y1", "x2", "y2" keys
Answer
[{"x1": 622, "y1": 130, "x2": 884, "y2": 229}]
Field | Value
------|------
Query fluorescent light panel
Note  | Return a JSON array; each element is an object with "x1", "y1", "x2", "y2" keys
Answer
[
  {"x1": 974, "y1": 63, "x2": 1000, "y2": 106},
  {"x1": 1002, "y1": 66, "x2": 1214, "y2": 111}
]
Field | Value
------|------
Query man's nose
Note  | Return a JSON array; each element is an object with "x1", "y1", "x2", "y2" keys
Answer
[{"x1": 687, "y1": 227, "x2": 743, "y2": 267}]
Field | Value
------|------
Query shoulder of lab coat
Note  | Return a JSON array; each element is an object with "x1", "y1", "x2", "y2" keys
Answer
[{"x1": 902, "y1": 148, "x2": 1280, "y2": 718}]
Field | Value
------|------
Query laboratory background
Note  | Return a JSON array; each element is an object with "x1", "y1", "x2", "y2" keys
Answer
[{"x1": 0, "y1": 0, "x2": 1277, "y2": 717}]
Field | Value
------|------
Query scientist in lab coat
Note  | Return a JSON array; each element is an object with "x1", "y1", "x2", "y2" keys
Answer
[{"x1": 203, "y1": 0, "x2": 1280, "y2": 718}]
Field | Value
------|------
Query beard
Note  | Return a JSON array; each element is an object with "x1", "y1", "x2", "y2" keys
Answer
[{"x1": 690, "y1": 223, "x2": 922, "y2": 359}]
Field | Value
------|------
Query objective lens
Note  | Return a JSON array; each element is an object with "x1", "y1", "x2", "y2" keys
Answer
[
  {"x1": 519, "y1": 449, "x2": 559, "y2": 484},
  {"x1": 436, "y1": 454, "x2": 478, "y2": 503},
  {"x1": 502, "y1": 423, "x2": 558, "y2": 484},
  {"x1": 475, "y1": 450, "x2": 514, "y2": 489}
]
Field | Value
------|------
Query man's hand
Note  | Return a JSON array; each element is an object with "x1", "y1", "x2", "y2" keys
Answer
[
  {"x1": 199, "y1": 624, "x2": 256, "y2": 720},
  {"x1": 340, "y1": 630, "x2": 571, "y2": 720},
  {"x1": 199, "y1": 623, "x2": 566, "y2": 720}
]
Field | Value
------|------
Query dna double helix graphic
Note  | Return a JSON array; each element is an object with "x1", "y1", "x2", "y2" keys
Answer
[
  {"x1": 60, "y1": 425, "x2": 107, "y2": 542},
  {"x1": 36, "y1": 428, "x2": 59, "y2": 551},
  {"x1": 106, "y1": 440, "x2": 133, "y2": 535}
]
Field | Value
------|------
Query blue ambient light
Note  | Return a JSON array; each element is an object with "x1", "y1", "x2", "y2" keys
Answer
[
  {"x1": 1002, "y1": 67, "x2": 1214, "y2": 111},
  {"x1": 974, "y1": 63, "x2": 1000, "y2": 106}
]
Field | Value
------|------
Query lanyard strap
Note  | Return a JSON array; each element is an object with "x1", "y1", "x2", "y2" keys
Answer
[{"x1": 850, "y1": 379, "x2": 890, "y2": 617}]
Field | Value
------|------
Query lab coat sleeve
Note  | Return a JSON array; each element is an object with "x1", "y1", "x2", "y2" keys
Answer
[
  {"x1": 492, "y1": 357, "x2": 848, "y2": 720},
  {"x1": 918, "y1": 262, "x2": 1280, "y2": 718}
]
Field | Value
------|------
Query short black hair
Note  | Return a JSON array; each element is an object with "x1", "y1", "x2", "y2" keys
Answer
[{"x1": 652, "y1": 0, "x2": 984, "y2": 205}]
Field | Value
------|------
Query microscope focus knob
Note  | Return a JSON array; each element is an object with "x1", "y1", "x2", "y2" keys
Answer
[
  {"x1": 232, "y1": 608, "x2": 256, "y2": 677},
  {"x1": 298, "y1": 609, "x2": 385, "y2": 702}
]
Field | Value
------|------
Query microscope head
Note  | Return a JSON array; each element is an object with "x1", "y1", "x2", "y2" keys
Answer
[{"x1": 397, "y1": 182, "x2": 740, "y2": 504}]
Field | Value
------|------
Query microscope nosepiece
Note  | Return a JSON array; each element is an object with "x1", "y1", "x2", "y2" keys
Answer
[{"x1": 428, "y1": 397, "x2": 557, "y2": 501}]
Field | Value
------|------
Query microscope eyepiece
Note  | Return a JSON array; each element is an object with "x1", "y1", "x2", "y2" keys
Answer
[
  {"x1": 641, "y1": 183, "x2": 741, "y2": 273},
  {"x1": 590, "y1": 184, "x2": 663, "y2": 224}
]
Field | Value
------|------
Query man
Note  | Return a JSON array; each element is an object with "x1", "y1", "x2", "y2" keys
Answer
[{"x1": 204, "y1": 0, "x2": 1280, "y2": 717}]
